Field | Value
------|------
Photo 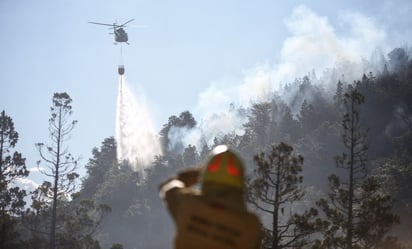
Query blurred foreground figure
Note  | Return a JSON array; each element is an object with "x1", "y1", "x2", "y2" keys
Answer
[{"x1": 159, "y1": 145, "x2": 262, "y2": 249}]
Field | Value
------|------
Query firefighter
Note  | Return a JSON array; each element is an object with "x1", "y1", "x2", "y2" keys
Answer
[{"x1": 159, "y1": 145, "x2": 262, "y2": 249}]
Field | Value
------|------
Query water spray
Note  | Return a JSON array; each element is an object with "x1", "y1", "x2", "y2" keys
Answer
[{"x1": 115, "y1": 72, "x2": 162, "y2": 178}]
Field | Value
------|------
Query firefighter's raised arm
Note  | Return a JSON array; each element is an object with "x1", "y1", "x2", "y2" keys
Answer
[
  {"x1": 159, "y1": 145, "x2": 263, "y2": 249},
  {"x1": 159, "y1": 168, "x2": 201, "y2": 197}
]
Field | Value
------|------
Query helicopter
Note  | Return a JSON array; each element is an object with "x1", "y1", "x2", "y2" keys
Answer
[{"x1": 88, "y1": 19, "x2": 135, "y2": 44}]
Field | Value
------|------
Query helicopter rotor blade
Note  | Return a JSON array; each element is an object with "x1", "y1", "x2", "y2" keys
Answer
[
  {"x1": 88, "y1": 21, "x2": 114, "y2": 27},
  {"x1": 119, "y1": 18, "x2": 135, "y2": 27}
]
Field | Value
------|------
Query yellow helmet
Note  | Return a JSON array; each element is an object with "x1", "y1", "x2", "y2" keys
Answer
[{"x1": 201, "y1": 145, "x2": 245, "y2": 190}]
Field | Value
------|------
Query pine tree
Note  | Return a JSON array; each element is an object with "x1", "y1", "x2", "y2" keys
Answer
[
  {"x1": 182, "y1": 144, "x2": 200, "y2": 167},
  {"x1": 247, "y1": 142, "x2": 318, "y2": 249},
  {"x1": 81, "y1": 137, "x2": 117, "y2": 198},
  {"x1": 315, "y1": 88, "x2": 399, "y2": 249},
  {"x1": 333, "y1": 80, "x2": 344, "y2": 109},
  {"x1": 35, "y1": 93, "x2": 79, "y2": 249},
  {"x1": 298, "y1": 99, "x2": 316, "y2": 132},
  {"x1": 159, "y1": 111, "x2": 197, "y2": 152},
  {"x1": 243, "y1": 102, "x2": 275, "y2": 149},
  {"x1": 0, "y1": 110, "x2": 29, "y2": 249}
]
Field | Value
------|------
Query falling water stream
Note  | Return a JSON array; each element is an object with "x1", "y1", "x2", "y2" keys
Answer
[{"x1": 115, "y1": 75, "x2": 162, "y2": 177}]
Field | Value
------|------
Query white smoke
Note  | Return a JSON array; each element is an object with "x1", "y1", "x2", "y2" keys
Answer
[
  {"x1": 168, "y1": 107, "x2": 248, "y2": 152},
  {"x1": 115, "y1": 76, "x2": 162, "y2": 176},
  {"x1": 174, "y1": 5, "x2": 401, "y2": 149},
  {"x1": 279, "y1": 6, "x2": 387, "y2": 85},
  {"x1": 13, "y1": 177, "x2": 39, "y2": 191}
]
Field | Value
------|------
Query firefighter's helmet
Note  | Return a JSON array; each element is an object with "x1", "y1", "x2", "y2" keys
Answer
[{"x1": 201, "y1": 145, "x2": 245, "y2": 190}]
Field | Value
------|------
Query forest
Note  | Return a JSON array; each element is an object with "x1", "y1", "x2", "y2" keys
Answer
[{"x1": 1, "y1": 47, "x2": 412, "y2": 249}]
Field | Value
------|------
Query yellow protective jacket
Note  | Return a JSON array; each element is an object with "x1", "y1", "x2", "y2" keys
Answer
[{"x1": 160, "y1": 179, "x2": 262, "y2": 249}]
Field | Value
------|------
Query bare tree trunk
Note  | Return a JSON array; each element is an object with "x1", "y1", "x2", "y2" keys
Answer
[
  {"x1": 273, "y1": 162, "x2": 281, "y2": 249},
  {"x1": 49, "y1": 108, "x2": 62, "y2": 249},
  {"x1": 346, "y1": 96, "x2": 355, "y2": 249},
  {"x1": 49, "y1": 175, "x2": 58, "y2": 249}
]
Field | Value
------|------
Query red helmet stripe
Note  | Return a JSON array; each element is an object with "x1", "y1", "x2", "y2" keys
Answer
[
  {"x1": 207, "y1": 154, "x2": 222, "y2": 172},
  {"x1": 227, "y1": 156, "x2": 240, "y2": 176}
]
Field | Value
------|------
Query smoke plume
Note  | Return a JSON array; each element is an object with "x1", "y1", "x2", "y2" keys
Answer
[{"x1": 172, "y1": 5, "x2": 403, "y2": 150}]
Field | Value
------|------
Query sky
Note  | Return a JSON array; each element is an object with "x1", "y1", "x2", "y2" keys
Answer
[{"x1": 1, "y1": 0, "x2": 411, "y2": 189}]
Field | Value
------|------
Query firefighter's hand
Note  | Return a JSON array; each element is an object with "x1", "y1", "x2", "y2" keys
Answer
[{"x1": 177, "y1": 167, "x2": 201, "y2": 187}]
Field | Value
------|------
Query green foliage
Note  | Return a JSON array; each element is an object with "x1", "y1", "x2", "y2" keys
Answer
[
  {"x1": 298, "y1": 100, "x2": 317, "y2": 132},
  {"x1": 82, "y1": 137, "x2": 117, "y2": 198},
  {"x1": 243, "y1": 102, "x2": 275, "y2": 148},
  {"x1": 0, "y1": 110, "x2": 29, "y2": 248},
  {"x1": 356, "y1": 177, "x2": 399, "y2": 248},
  {"x1": 53, "y1": 198, "x2": 110, "y2": 249},
  {"x1": 0, "y1": 110, "x2": 29, "y2": 214},
  {"x1": 275, "y1": 101, "x2": 301, "y2": 141},
  {"x1": 79, "y1": 137, "x2": 150, "y2": 248}
]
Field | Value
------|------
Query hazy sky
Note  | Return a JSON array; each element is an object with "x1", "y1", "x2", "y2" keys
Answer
[{"x1": 1, "y1": 0, "x2": 411, "y2": 188}]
